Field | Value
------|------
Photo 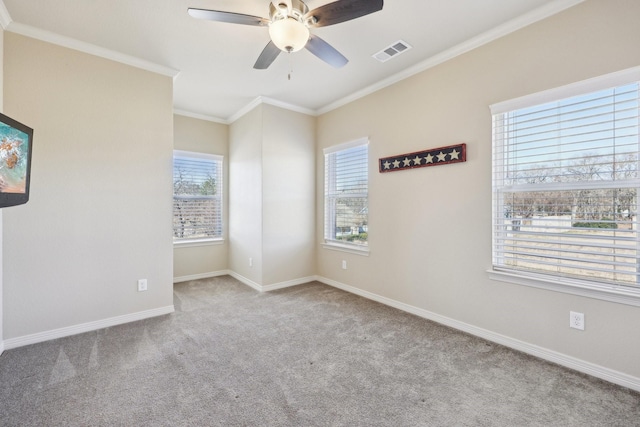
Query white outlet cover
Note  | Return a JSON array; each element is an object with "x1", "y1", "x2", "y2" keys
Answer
[{"x1": 569, "y1": 311, "x2": 585, "y2": 330}]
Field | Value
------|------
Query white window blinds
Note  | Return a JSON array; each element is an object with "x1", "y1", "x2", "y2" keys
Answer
[
  {"x1": 324, "y1": 139, "x2": 369, "y2": 247},
  {"x1": 492, "y1": 75, "x2": 640, "y2": 290},
  {"x1": 173, "y1": 151, "x2": 223, "y2": 242}
]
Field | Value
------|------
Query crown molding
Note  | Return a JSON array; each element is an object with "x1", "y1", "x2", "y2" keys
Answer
[
  {"x1": 227, "y1": 97, "x2": 263, "y2": 124},
  {"x1": 316, "y1": 0, "x2": 585, "y2": 115},
  {"x1": 227, "y1": 96, "x2": 317, "y2": 124},
  {"x1": 5, "y1": 21, "x2": 180, "y2": 79},
  {"x1": 0, "y1": 0, "x2": 11, "y2": 29},
  {"x1": 173, "y1": 109, "x2": 229, "y2": 125},
  {"x1": 0, "y1": 0, "x2": 585, "y2": 121},
  {"x1": 259, "y1": 96, "x2": 316, "y2": 117}
]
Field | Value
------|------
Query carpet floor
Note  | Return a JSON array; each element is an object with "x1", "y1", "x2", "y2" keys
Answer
[{"x1": 1, "y1": 275, "x2": 639, "y2": 426}]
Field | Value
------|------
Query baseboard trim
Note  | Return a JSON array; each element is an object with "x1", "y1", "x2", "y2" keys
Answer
[
  {"x1": 317, "y1": 276, "x2": 640, "y2": 392},
  {"x1": 3, "y1": 305, "x2": 175, "y2": 351},
  {"x1": 174, "y1": 270, "x2": 231, "y2": 283},
  {"x1": 262, "y1": 276, "x2": 319, "y2": 292},
  {"x1": 1, "y1": 270, "x2": 312, "y2": 351},
  {"x1": 228, "y1": 271, "x2": 318, "y2": 293},
  {"x1": 228, "y1": 271, "x2": 262, "y2": 292},
  {"x1": 7, "y1": 273, "x2": 636, "y2": 391}
]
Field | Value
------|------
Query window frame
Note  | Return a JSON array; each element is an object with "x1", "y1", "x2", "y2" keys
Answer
[
  {"x1": 489, "y1": 66, "x2": 640, "y2": 307},
  {"x1": 323, "y1": 138, "x2": 370, "y2": 255},
  {"x1": 173, "y1": 150, "x2": 224, "y2": 247}
]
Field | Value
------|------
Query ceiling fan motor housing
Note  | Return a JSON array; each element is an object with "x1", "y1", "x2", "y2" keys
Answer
[
  {"x1": 269, "y1": 0, "x2": 309, "y2": 22},
  {"x1": 269, "y1": 0, "x2": 311, "y2": 52}
]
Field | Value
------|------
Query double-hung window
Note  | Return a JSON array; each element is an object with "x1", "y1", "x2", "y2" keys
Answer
[
  {"x1": 173, "y1": 150, "x2": 223, "y2": 244},
  {"x1": 491, "y1": 67, "x2": 640, "y2": 304},
  {"x1": 324, "y1": 138, "x2": 369, "y2": 251}
]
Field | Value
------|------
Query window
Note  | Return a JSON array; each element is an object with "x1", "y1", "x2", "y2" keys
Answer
[
  {"x1": 324, "y1": 138, "x2": 369, "y2": 251},
  {"x1": 491, "y1": 67, "x2": 640, "y2": 303},
  {"x1": 173, "y1": 150, "x2": 223, "y2": 243}
]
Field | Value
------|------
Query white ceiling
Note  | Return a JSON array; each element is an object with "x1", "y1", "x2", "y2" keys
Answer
[{"x1": 1, "y1": 0, "x2": 582, "y2": 122}]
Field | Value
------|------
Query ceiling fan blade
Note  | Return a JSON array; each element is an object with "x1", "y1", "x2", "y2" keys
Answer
[
  {"x1": 254, "y1": 41, "x2": 282, "y2": 69},
  {"x1": 188, "y1": 8, "x2": 269, "y2": 26},
  {"x1": 305, "y1": 34, "x2": 348, "y2": 68},
  {"x1": 305, "y1": 0, "x2": 383, "y2": 28}
]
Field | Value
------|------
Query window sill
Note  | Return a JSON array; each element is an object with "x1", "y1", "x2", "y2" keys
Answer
[
  {"x1": 322, "y1": 242, "x2": 370, "y2": 256},
  {"x1": 174, "y1": 238, "x2": 225, "y2": 248},
  {"x1": 487, "y1": 268, "x2": 640, "y2": 307}
]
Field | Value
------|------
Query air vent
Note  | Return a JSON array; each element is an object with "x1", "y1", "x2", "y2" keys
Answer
[{"x1": 372, "y1": 40, "x2": 412, "y2": 62}]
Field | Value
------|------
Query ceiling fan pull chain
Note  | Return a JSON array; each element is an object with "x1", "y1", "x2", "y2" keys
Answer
[{"x1": 288, "y1": 52, "x2": 293, "y2": 80}]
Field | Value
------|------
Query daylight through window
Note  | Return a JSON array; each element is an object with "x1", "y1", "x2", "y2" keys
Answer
[
  {"x1": 324, "y1": 139, "x2": 369, "y2": 249},
  {"x1": 173, "y1": 151, "x2": 223, "y2": 243},
  {"x1": 492, "y1": 72, "x2": 640, "y2": 294}
]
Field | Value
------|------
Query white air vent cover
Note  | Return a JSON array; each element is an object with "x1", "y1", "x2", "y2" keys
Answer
[{"x1": 373, "y1": 40, "x2": 412, "y2": 62}]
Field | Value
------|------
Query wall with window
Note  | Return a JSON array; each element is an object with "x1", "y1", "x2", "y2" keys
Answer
[
  {"x1": 3, "y1": 33, "x2": 174, "y2": 340},
  {"x1": 173, "y1": 114, "x2": 229, "y2": 280},
  {"x1": 316, "y1": 0, "x2": 640, "y2": 379}
]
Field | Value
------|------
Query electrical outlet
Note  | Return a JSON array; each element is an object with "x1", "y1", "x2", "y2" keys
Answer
[
  {"x1": 249, "y1": 257, "x2": 253, "y2": 267},
  {"x1": 569, "y1": 311, "x2": 584, "y2": 330},
  {"x1": 137, "y1": 279, "x2": 148, "y2": 292},
  {"x1": 342, "y1": 260, "x2": 347, "y2": 270}
]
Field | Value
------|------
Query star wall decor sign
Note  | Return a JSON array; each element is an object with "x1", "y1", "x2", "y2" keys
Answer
[{"x1": 379, "y1": 143, "x2": 466, "y2": 173}]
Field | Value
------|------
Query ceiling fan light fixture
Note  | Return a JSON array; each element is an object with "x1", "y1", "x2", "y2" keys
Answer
[{"x1": 269, "y1": 17, "x2": 309, "y2": 52}]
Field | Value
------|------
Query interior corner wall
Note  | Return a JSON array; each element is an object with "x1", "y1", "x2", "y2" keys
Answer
[
  {"x1": 229, "y1": 104, "x2": 316, "y2": 287},
  {"x1": 229, "y1": 106, "x2": 264, "y2": 284},
  {"x1": 3, "y1": 32, "x2": 174, "y2": 340},
  {"x1": 316, "y1": 0, "x2": 640, "y2": 379},
  {"x1": 262, "y1": 105, "x2": 316, "y2": 285},
  {"x1": 173, "y1": 114, "x2": 229, "y2": 280}
]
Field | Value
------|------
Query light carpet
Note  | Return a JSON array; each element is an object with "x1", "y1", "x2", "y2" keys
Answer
[{"x1": 1, "y1": 275, "x2": 639, "y2": 426}]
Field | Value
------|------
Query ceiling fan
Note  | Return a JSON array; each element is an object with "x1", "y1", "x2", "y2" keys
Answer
[{"x1": 188, "y1": 0, "x2": 384, "y2": 70}]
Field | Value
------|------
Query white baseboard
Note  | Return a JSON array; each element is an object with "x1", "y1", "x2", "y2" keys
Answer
[
  {"x1": 228, "y1": 271, "x2": 263, "y2": 292},
  {"x1": 316, "y1": 276, "x2": 640, "y2": 393},
  {"x1": 228, "y1": 271, "x2": 318, "y2": 293},
  {"x1": 173, "y1": 270, "x2": 231, "y2": 283},
  {"x1": 3, "y1": 305, "x2": 175, "y2": 351},
  {"x1": 262, "y1": 275, "x2": 319, "y2": 292},
  {"x1": 5, "y1": 271, "x2": 637, "y2": 392}
]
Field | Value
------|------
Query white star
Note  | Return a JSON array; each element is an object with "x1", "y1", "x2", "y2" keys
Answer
[
  {"x1": 449, "y1": 149, "x2": 460, "y2": 160},
  {"x1": 392, "y1": 159, "x2": 400, "y2": 168},
  {"x1": 413, "y1": 156, "x2": 422, "y2": 165},
  {"x1": 436, "y1": 151, "x2": 447, "y2": 162},
  {"x1": 424, "y1": 153, "x2": 434, "y2": 164},
  {"x1": 403, "y1": 157, "x2": 411, "y2": 167},
  {"x1": 383, "y1": 160, "x2": 391, "y2": 169}
]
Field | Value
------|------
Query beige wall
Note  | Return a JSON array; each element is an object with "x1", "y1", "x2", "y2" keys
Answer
[
  {"x1": 3, "y1": 33, "x2": 174, "y2": 339},
  {"x1": 229, "y1": 106, "x2": 264, "y2": 283},
  {"x1": 229, "y1": 104, "x2": 316, "y2": 286},
  {"x1": 316, "y1": 0, "x2": 640, "y2": 378},
  {"x1": 173, "y1": 114, "x2": 229, "y2": 280},
  {"x1": 262, "y1": 105, "x2": 316, "y2": 285}
]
